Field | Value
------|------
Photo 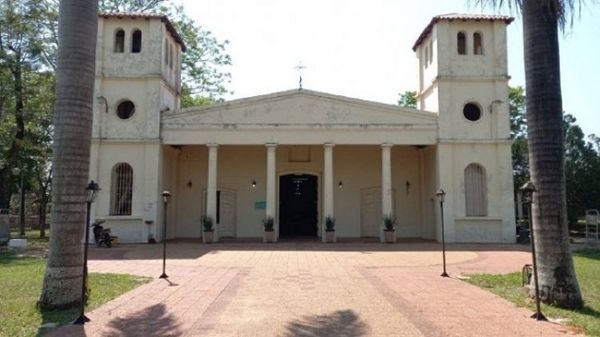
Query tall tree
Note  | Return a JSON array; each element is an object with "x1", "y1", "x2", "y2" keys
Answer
[
  {"x1": 0, "y1": 0, "x2": 48, "y2": 209},
  {"x1": 563, "y1": 114, "x2": 600, "y2": 227},
  {"x1": 480, "y1": 0, "x2": 584, "y2": 308},
  {"x1": 39, "y1": 0, "x2": 98, "y2": 310},
  {"x1": 509, "y1": 86, "x2": 529, "y2": 192}
]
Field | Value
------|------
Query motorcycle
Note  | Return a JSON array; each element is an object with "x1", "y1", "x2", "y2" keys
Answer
[{"x1": 92, "y1": 220, "x2": 113, "y2": 248}]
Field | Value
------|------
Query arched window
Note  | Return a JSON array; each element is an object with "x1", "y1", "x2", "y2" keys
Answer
[
  {"x1": 457, "y1": 32, "x2": 466, "y2": 55},
  {"x1": 111, "y1": 163, "x2": 133, "y2": 215},
  {"x1": 114, "y1": 29, "x2": 125, "y2": 53},
  {"x1": 132, "y1": 29, "x2": 142, "y2": 53},
  {"x1": 465, "y1": 163, "x2": 487, "y2": 216},
  {"x1": 473, "y1": 32, "x2": 483, "y2": 55}
]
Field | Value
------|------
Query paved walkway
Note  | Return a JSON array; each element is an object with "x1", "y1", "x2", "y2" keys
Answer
[{"x1": 47, "y1": 242, "x2": 581, "y2": 337}]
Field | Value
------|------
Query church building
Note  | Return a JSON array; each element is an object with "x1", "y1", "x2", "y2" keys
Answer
[{"x1": 89, "y1": 13, "x2": 516, "y2": 243}]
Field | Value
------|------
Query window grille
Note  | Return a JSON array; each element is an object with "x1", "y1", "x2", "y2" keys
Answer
[{"x1": 111, "y1": 163, "x2": 133, "y2": 215}]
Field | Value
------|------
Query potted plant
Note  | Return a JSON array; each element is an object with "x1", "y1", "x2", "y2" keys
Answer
[
  {"x1": 383, "y1": 214, "x2": 396, "y2": 243},
  {"x1": 325, "y1": 216, "x2": 336, "y2": 243},
  {"x1": 202, "y1": 215, "x2": 214, "y2": 243},
  {"x1": 263, "y1": 216, "x2": 275, "y2": 243}
]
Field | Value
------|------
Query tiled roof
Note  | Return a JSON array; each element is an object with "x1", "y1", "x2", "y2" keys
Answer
[
  {"x1": 98, "y1": 12, "x2": 186, "y2": 51},
  {"x1": 412, "y1": 13, "x2": 514, "y2": 51}
]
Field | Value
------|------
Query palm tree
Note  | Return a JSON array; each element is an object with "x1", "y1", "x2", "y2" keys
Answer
[
  {"x1": 481, "y1": 0, "x2": 583, "y2": 308},
  {"x1": 38, "y1": 0, "x2": 98, "y2": 310}
]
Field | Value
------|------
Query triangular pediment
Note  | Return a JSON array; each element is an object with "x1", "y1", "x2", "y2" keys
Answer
[{"x1": 162, "y1": 89, "x2": 437, "y2": 128}]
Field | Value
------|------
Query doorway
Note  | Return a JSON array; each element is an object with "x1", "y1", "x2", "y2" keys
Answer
[{"x1": 279, "y1": 174, "x2": 318, "y2": 237}]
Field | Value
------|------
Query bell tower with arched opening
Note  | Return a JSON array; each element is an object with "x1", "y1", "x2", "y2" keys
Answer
[{"x1": 413, "y1": 14, "x2": 516, "y2": 243}]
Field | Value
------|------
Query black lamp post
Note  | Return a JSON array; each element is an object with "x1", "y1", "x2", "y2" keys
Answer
[
  {"x1": 436, "y1": 188, "x2": 449, "y2": 278},
  {"x1": 159, "y1": 190, "x2": 171, "y2": 279},
  {"x1": 520, "y1": 181, "x2": 547, "y2": 321},
  {"x1": 73, "y1": 180, "x2": 100, "y2": 325}
]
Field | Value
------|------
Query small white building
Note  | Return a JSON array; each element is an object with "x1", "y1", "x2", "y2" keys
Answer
[{"x1": 89, "y1": 13, "x2": 516, "y2": 243}]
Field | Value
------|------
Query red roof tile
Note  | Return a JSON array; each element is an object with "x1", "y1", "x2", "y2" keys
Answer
[
  {"x1": 412, "y1": 13, "x2": 514, "y2": 51},
  {"x1": 98, "y1": 12, "x2": 186, "y2": 52}
]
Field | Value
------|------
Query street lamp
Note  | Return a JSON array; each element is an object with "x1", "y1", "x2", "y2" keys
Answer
[
  {"x1": 520, "y1": 181, "x2": 547, "y2": 321},
  {"x1": 11, "y1": 167, "x2": 25, "y2": 238},
  {"x1": 73, "y1": 180, "x2": 100, "y2": 325},
  {"x1": 436, "y1": 188, "x2": 449, "y2": 278},
  {"x1": 159, "y1": 190, "x2": 171, "y2": 279}
]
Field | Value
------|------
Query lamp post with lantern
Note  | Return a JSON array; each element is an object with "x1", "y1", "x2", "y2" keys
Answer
[
  {"x1": 436, "y1": 189, "x2": 449, "y2": 278},
  {"x1": 73, "y1": 180, "x2": 100, "y2": 325},
  {"x1": 159, "y1": 190, "x2": 171, "y2": 279},
  {"x1": 520, "y1": 181, "x2": 547, "y2": 321}
]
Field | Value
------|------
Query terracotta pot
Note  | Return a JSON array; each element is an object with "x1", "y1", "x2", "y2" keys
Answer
[
  {"x1": 203, "y1": 231, "x2": 214, "y2": 243},
  {"x1": 384, "y1": 230, "x2": 396, "y2": 243},
  {"x1": 325, "y1": 230, "x2": 336, "y2": 243},
  {"x1": 263, "y1": 231, "x2": 275, "y2": 243}
]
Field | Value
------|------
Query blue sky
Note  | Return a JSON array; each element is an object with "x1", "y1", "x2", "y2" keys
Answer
[{"x1": 180, "y1": 0, "x2": 600, "y2": 137}]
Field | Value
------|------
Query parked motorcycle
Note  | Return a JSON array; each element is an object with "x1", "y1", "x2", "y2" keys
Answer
[{"x1": 92, "y1": 220, "x2": 113, "y2": 248}]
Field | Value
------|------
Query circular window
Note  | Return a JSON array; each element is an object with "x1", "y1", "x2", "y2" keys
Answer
[
  {"x1": 463, "y1": 103, "x2": 481, "y2": 122},
  {"x1": 116, "y1": 100, "x2": 135, "y2": 119}
]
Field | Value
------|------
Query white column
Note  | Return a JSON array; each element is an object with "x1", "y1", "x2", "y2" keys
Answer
[
  {"x1": 265, "y1": 143, "x2": 277, "y2": 240},
  {"x1": 381, "y1": 143, "x2": 393, "y2": 242},
  {"x1": 206, "y1": 143, "x2": 218, "y2": 242},
  {"x1": 323, "y1": 143, "x2": 335, "y2": 242}
]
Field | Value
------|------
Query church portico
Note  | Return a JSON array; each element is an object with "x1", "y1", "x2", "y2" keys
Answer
[{"x1": 160, "y1": 143, "x2": 434, "y2": 242}]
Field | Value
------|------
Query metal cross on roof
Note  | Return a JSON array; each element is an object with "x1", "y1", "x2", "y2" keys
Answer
[{"x1": 294, "y1": 62, "x2": 306, "y2": 89}]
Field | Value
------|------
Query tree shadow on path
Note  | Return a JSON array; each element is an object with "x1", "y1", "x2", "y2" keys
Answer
[
  {"x1": 283, "y1": 309, "x2": 368, "y2": 337},
  {"x1": 105, "y1": 303, "x2": 182, "y2": 337}
]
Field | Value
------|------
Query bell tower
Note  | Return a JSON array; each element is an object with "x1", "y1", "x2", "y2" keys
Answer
[
  {"x1": 88, "y1": 13, "x2": 185, "y2": 243},
  {"x1": 413, "y1": 14, "x2": 516, "y2": 243}
]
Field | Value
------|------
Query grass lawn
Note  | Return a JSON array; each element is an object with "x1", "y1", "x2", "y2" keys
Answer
[
  {"x1": 466, "y1": 249, "x2": 600, "y2": 336},
  {"x1": 0, "y1": 229, "x2": 151, "y2": 337}
]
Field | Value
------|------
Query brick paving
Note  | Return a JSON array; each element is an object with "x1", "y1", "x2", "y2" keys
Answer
[{"x1": 46, "y1": 241, "x2": 581, "y2": 337}]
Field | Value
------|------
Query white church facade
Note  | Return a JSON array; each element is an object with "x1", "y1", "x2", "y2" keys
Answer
[{"x1": 89, "y1": 13, "x2": 516, "y2": 243}]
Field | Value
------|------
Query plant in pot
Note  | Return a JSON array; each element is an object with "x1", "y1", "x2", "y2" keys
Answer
[
  {"x1": 263, "y1": 216, "x2": 275, "y2": 243},
  {"x1": 325, "y1": 216, "x2": 336, "y2": 243},
  {"x1": 383, "y1": 214, "x2": 396, "y2": 243},
  {"x1": 202, "y1": 215, "x2": 214, "y2": 243}
]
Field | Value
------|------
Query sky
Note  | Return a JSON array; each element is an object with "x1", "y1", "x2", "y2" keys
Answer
[{"x1": 178, "y1": 0, "x2": 600, "y2": 137}]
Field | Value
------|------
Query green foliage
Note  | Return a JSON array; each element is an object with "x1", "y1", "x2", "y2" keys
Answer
[
  {"x1": 262, "y1": 216, "x2": 274, "y2": 232},
  {"x1": 383, "y1": 214, "x2": 396, "y2": 231},
  {"x1": 201, "y1": 215, "x2": 214, "y2": 232},
  {"x1": 0, "y1": 251, "x2": 151, "y2": 337},
  {"x1": 508, "y1": 86, "x2": 530, "y2": 192},
  {"x1": 465, "y1": 249, "x2": 600, "y2": 336},
  {"x1": 325, "y1": 216, "x2": 335, "y2": 232},
  {"x1": 397, "y1": 91, "x2": 417, "y2": 108},
  {"x1": 0, "y1": 0, "x2": 56, "y2": 210},
  {"x1": 563, "y1": 114, "x2": 600, "y2": 226}
]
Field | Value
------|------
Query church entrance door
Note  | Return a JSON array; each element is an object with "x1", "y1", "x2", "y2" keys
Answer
[{"x1": 279, "y1": 174, "x2": 318, "y2": 237}]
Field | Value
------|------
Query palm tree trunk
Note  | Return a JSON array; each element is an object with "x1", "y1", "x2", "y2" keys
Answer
[
  {"x1": 39, "y1": 0, "x2": 98, "y2": 310},
  {"x1": 522, "y1": 0, "x2": 583, "y2": 309}
]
